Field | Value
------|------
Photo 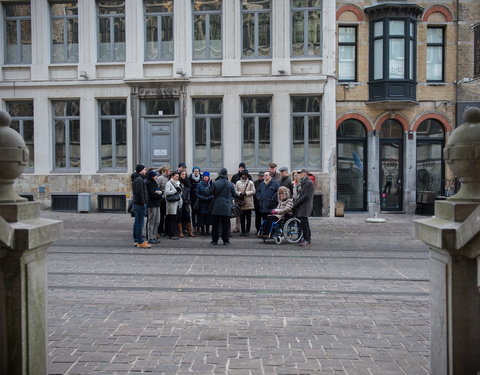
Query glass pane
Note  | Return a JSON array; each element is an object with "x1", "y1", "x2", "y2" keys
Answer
[
  {"x1": 417, "y1": 120, "x2": 444, "y2": 138},
  {"x1": 100, "y1": 120, "x2": 113, "y2": 168},
  {"x1": 242, "y1": 13, "x2": 255, "y2": 57},
  {"x1": 210, "y1": 117, "x2": 222, "y2": 167},
  {"x1": 258, "y1": 117, "x2": 270, "y2": 167},
  {"x1": 194, "y1": 98, "x2": 222, "y2": 114},
  {"x1": 194, "y1": 118, "x2": 207, "y2": 167},
  {"x1": 374, "y1": 21, "x2": 383, "y2": 37},
  {"x1": 380, "y1": 120, "x2": 403, "y2": 138},
  {"x1": 10, "y1": 120, "x2": 20, "y2": 133},
  {"x1": 98, "y1": 1, "x2": 125, "y2": 15},
  {"x1": 8, "y1": 101, "x2": 33, "y2": 116},
  {"x1": 308, "y1": 117, "x2": 320, "y2": 168},
  {"x1": 337, "y1": 141, "x2": 365, "y2": 209},
  {"x1": 292, "y1": 117, "x2": 304, "y2": 167},
  {"x1": 339, "y1": 27, "x2": 355, "y2": 43},
  {"x1": 409, "y1": 39, "x2": 414, "y2": 80},
  {"x1": 337, "y1": 120, "x2": 366, "y2": 138},
  {"x1": 307, "y1": 10, "x2": 320, "y2": 56},
  {"x1": 5, "y1": 4, "x2": 31, "y2": 17},
  {"x1": 209, "y1": 14, "x2": 222, "y2": 59},
  {"x1": 390, "y1": 20, "x2": 404, "y2": 35},
  {"x1": 374, "y1": 39, "x2": 383, "y2": 79},
  {"x1": 100, "y1": 100, "x2": 126, "y2": 116},
  {"x1": 144, "y1": 99, "x2": 176, "y2": 115},
  {"x1": 292, "y1": 0, "x2": 321, "y2": 7},
  {"x1": 54, "y1": 102, "x2": 66, "y2": 117},
  {"x1": 70, "y1": 120, "x2": 81, "y2": 168},
  {"x1": 427, "y1": 28, "x2": 443, "y2": 43},
  {"x1": 116, "y1": 119, "x2": 127, "y2": 168},
  {"x1": 291, "y1": 11, "x2": 304, "y2": 56},
  {"x1": 66, "y1": 101, "x2": 80, "y2": 116},
  {"x1": 193, "y1": 14, "x2": 206, "y2": 59},
  {"x1": 243, "y1": 0, "x2": 270, "y2": 10},
  {"x1": 145, "y1": 0, "x2": 173, "y2": 13},
  {"x1": 55, "y1": 120, "x2": 66, "y2": 168},
  {"x1": 427, "y1": 46, "x2": 443, "y2": 81},
  {"x1": 243, "y1": 117, "x2": 255, "y2": 166},
  {"x1": 52, "y1": 19, "x2": 65, "y2": 62},
  {"x1": 256, "y1": 98, "x2": 271, "y2": 113},
  {"x1": 292, "y1": 97, "x2": 320, "y2": 113},
  {"x1": 380, "y1": 142, "x2": 401, "y2": 210},
  {"x1": 114, "y1": 18, "x2": 126, "y2": 60},
  {"x1": 193, "y1": 0, "x2": 221, "y2": 12},
  {"x1": 24, "y1": 120, "x2": 34, "y2": 168},
  {"x1": 161, "y1": 15, "x2": 174, "y2": 57},
  {"x1": 416, "y1": 142, "x2": 443, "y2": 194},
  {"x1": 389, "y1": 38, "x2": 405, "y2": 79},
  {"x1": 339, "y1": 45, "x2": 355, "y2": 81},
  {"x1": 51, "y1": 2, "x2": 78, "y2": 16},
  {"x1": 258, "y1": 13, "x2": 270, "y2": 57}
]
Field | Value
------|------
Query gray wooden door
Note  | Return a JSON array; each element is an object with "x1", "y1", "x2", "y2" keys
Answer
[{"x1": 140, "y1": 118, "x2": 177, "y2": 168}]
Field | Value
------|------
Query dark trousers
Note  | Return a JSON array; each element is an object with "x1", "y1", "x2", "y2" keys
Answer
[
  {"x1": 158, "y1": 199, "x2": 166, "y2": 235},
  {"x1": 211, "y1": 215, "x2": 230, "y2": 244},
  {"x1": 165, "y1": 214, "x2": 177, "y2": 237},
  {"x1": 254, "y1": 209, "x2": 262, "y2": 232},
  {"x1": 133, "y1": 204, "x2": 146, "y2": 243},
  {"x1": 298, "y1": 216, "x2": 311, "y2": 243},
  {"x1": 240, "y1": 209, "x2": 252, "y2": 233}
]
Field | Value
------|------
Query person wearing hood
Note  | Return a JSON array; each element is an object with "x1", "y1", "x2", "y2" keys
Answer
[
  {"x1": 196, "y1": 171, "x2": 213, "y2": 235},
  {"x1": 131, "y1": 164, "x2": 151, "y2": 248},
  {"x1": 146, "y1": 169, "x2": 162, "y2": 244},
  {"x1": 207, "y1": 168, "x2": 236, "y2": 245},
  {"x1": 189, "y1": 166, "x2": 202, "y2": 233}
]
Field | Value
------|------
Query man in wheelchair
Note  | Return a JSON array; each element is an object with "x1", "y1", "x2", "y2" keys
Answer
[{"x1": 258, "y1": 187, "x2": 303, "y2": 243}]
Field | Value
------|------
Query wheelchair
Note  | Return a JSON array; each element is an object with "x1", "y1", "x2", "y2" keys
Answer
[{"x1": 257, "y1": 215, "x2": 303, "y2": 244}]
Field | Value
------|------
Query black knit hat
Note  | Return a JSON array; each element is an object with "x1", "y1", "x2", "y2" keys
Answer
[{"x1": 135, "y1": 164, "x2": 146, "y2": 173}]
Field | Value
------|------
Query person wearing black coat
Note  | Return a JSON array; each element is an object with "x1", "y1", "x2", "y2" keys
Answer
[
  {"x1": 131, "y1": 164, "x2": 150, "y2": 248},
  {"x1": 189, "y1": 167, "x2": 202, "y2": 233},
  {"x1": 207, "y1": 168, "x2": 236, "y2": 245},
  {"x1": 253, "y1": 171, "x2": 264, "y2": 232},
  {"x1": 196, "y1": 171, "x2": 213, "y2": 235},
  {"x1": 256, "y1": 171, "x2": 280, "y2": 222},
  {"x1": 293, "y1": 169, "x2": 315, "y2": 246},
  {"x1": 146, "y1": 170, "x2": 162, "y2": 244}
]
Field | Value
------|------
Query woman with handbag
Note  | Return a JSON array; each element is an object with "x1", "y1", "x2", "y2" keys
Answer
[
  {"x1": 235, "y1": 169, "x2": 255, "y2": 236},
  {"x1": 164, "y1": 171, "x2": 182, "y2": 240},
  {"x1": 179, "y1": 170, "x2": 195, "y2": 237}
]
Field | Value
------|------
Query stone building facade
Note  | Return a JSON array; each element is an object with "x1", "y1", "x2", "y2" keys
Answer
[
  {"x1": 336, "y1": 1, "x2": 460, "y2": 213},
  {"x1": 1, "y1": 0, "x2": 336, "y2": 215}
]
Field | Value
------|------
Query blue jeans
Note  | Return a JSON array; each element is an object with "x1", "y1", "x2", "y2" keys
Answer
[{"x1": 133, "y1": 204, "x2": 146, "y2": 243}]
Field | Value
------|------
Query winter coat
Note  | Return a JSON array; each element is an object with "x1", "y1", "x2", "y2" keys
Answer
[
  {"x1": 280, "y1": 175, "x2": 293, "y2": 195},
  {"x1": 231, "y1": 171, "x2": 252, "y2": 185},
  {"x1": 207, "y1": 177, "x2": 236, "y2": 217},
  {"x1": 189, "y1": 173, "x2": 201, "y2": 208},
  {"x1": 180, "y1": 178, "x2": 191, "y2": 205},
  {"x1": 256, "y1": 179, "x2": 280, "y2": 213},
  {"x1": 294, "y1": 176, "x2": 314, "y2": 217},
  {"x1": 196, "y1": 180, "x2": 214, "y2": 214},
  {"x1": 131, "y1": 172, "x2": 147, "y2": 206},
  {"x1": 272, "y1": 187, "x2": 293, "y2": 219},
  {"x1": 146, "y1": 178, "x2": 162, "y2": 207},
  {"x1": 165, "y1": 179, "x2": 183, "y2": 215},
  {"x1": 253, "y1": 179, "x2": 263, "y2": 211},
  {"x1": 157, "y1": 174, "x2": 169, "y2": 194},
  {"x1": 235, "y1": 179, "x2": 255, "y2": 210}
]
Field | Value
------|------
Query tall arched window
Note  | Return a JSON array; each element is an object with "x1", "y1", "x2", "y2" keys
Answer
[
  {"x1": 337, "y1": 119, "x2": 367, "y2": 211},
  {"x1": 416, "y1": 119, "x2": 445, "y2": 195}
]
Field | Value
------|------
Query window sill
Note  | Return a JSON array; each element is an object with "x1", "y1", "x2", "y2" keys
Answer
[
  {"x1": 50, "y1": 62, "x2": 78, "y2": 66},
  {"x1": 97, "y1": 169, "x2": 128, "y2": 174},
  {"x1": 50, "y1": 169, "x2": 81, "y2": 174},
  {"x1": 425, "y1": 82, "x2": 447, "y2": 86}
]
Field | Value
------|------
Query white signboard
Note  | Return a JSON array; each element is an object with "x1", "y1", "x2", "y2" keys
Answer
[{"x1": 154, "y1": 149, "x2": 167, "y2": 156}]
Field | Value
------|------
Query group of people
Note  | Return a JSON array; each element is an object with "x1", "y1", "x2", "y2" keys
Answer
[{"x1": 130, "y1": 162, "x2": 315, "y2": 248}]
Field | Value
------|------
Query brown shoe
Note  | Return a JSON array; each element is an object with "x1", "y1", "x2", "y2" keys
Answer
[
  {"x1": 177, "y1": 224, "x2": 185, "y2": 237},
  {"x1": 187, "y1": 223, "x2": 196, "y2": 237},
  {"x1": 137, "y1": 241, "x2": 152, "y2": 248}
]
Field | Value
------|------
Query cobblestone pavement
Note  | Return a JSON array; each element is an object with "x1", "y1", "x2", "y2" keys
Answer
[{"x1": 45, "y1": 211, "x2": 430, "y2": 375}]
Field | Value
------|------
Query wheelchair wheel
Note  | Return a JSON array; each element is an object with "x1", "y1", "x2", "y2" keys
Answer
[
  {"x1": 283, "y1": 217, "x2": 303, "y2": 243},
  {"x1": 275, "y1": 235, "x2": 284, "y2": 245}
]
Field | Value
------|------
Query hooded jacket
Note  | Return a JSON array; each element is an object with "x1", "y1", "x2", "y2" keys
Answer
[
  {"x1": 207, "y1": 169, "x2": 236, "y2": 216},
  {"x1": 131, "y1": 172, "x2": 147, "y2": 206}
]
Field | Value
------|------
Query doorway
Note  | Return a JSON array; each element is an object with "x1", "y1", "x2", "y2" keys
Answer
[{"x1": 379, "y1": 119, "x2": 404, "y2": 211}]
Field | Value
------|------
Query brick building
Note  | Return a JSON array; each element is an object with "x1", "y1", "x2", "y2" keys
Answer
[{"x1": 336, "y1": 1, "x2": 460, "y2": 213}]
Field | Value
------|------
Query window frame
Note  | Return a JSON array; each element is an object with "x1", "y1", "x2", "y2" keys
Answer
[
  {"x1": 6, "y1": 100, "x2": 34, "y2": 172},
  {"x1": 98, "y1": 99, "x2": 127, "y2": 172},
  {"x1": 97, "y1": 0, "x2": 126, "y2": 63},
  {"x1": 52, "y1": 100, "x2": 81, "y2": 171},
  {"x1": 241, "y1": 96, "x2": 272, "y2": 169},
  {"x1": 192, "y1": 0, "x2": 222, "y2": 61},
  {"x1": 338, "y1": 25, "x2": 357, "y2": 82},
  {"x1": 192, "y1": 97, "x2": 223, "y2": 169},
  {"x1": 50, "y1": 1, "x2": 79, "y2": 64},
  {"x1": 290, "y1": 0, "x2": 322, "y2": 58},
  {"x1": 4, "y1": 2, "x2": 32, "y2": 64},
  {"x1": 241, "y1": 0, "x2": 272, "y2": 59},
  {"x1": 144, "y1": 0, "x2": 174, "y2": 61},
  {"x1": 291, "y1": 96, "x2": 322, "y2": 170},
  {"x1": 426, "y1": 26, "x2": 445, "y2": 82}
]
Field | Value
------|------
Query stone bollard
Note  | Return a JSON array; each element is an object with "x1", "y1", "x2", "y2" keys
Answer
[
  {"x1": 415, "y1": 107, "x2": 480, "y2": 375},
  {"x1": 0, "y1": 111, "x2": 62, "y2": 375}
]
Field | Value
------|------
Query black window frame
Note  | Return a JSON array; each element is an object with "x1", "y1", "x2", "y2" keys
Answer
[
  {"x1": 338, "y1": 25, "x2": 357, "y2": 82},
  {"x1": 426, "y1": 26, "x2": 445, "y2": 83}
]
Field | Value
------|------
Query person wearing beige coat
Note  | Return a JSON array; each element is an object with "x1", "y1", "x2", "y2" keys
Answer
[{"x1": 235, "y1": 170, "x2": 256, "y2": 236}]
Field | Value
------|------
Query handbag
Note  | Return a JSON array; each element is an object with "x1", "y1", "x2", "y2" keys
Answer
[
  {"x1": 235, "y1": 181, "x2": 249, "y2": 207},
  {"x1": 231, "y1": 203, "x2": 242, "y2": 218},
  {"x1": 127, "y1": 199, "x2": 134, "y2": 214},
  {"x1": 166, "y1": 192, "x2": 180, "y2": 202}
]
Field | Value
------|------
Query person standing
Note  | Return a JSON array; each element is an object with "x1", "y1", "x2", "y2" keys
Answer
[
  {"x1": 156, "y1": 165, "x2": 170, "y2": 236},
  {"x1": 293, "y1": 169, "x2": 315, "y2": 246},
  {"x1": 146, "y1": 170, "x2": 162, "y2": 244},
  {"x1": 131, "y1": 164, "x2": 151, "y2": 248},
  {"x1": 253, "y1": 171, "x2": 264, "y2": 233},
  {"x1": 278, "y1": 166, "x2": 293, "y2": 195},
  {"x1": 179, "y1": 170, "x2": 195, "y2": 237},
  {"x1": 231, "y1": 162, "x2": 248, "y2": 232},
  {"x1": 256, "y1": 171, "x2": 280, "y2": 222},
  {"x1": 268, "y1": 163, "x2": 281, "y2": 182},
  {"x1": 189, "y1": 167, "x2": 202, "y2": 233},
  {"x1": 164, "y1": 171, "x2": 182, "y2": 240},
  {"x1": 207, "y1": 168, "x2": 236, "y2": 245},
  {"x1": 235, "y1": 169, "x2": 256, "y2": 236},
  {"x1": 196, "y1": 171, "x2": 213, "y2": 235}
]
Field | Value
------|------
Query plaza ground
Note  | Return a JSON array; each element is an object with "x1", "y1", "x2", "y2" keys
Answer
[{"x1": 45, "y1": 211, "x2": 430, "y2": 375}]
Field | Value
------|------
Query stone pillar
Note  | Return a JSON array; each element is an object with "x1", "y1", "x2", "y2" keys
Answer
[
  {"x1": 0, "y1": 111, "x2": 62, "y2": 375},
  {"x1": 415, "y1": 107, "x2": 480, "y2": 375}
]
